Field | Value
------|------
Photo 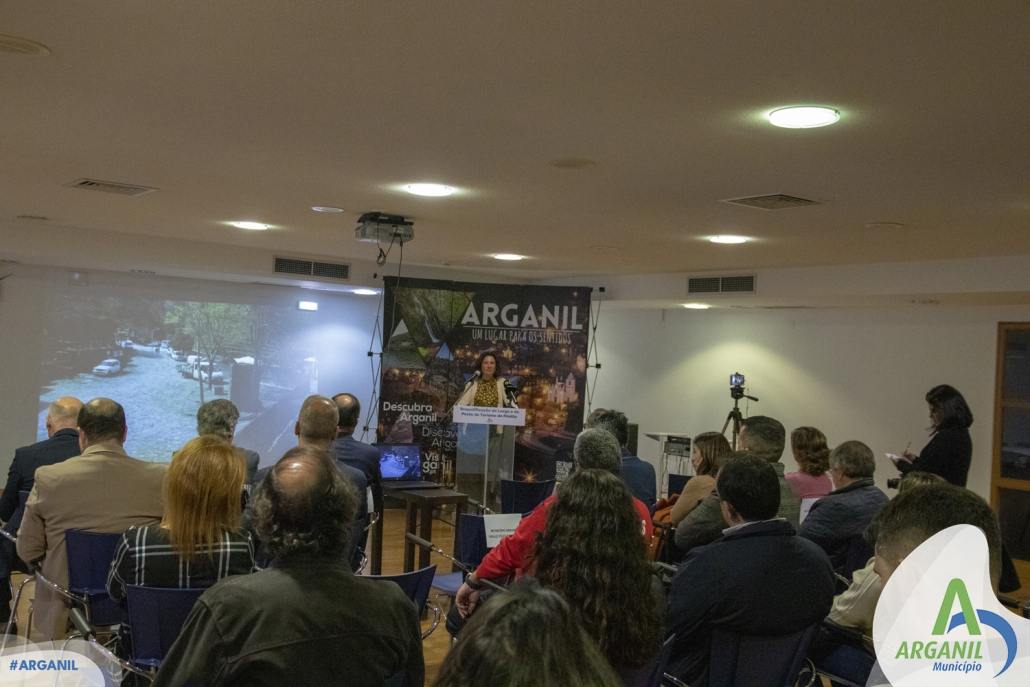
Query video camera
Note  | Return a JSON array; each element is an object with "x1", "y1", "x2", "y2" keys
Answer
[{"x1": 730, "y1": 372, "x2": 746, "y2": 400}]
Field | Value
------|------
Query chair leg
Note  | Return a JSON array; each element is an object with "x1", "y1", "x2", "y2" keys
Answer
[{"x1": 2, "y1": 575, "x2": 32, "y2": 640}]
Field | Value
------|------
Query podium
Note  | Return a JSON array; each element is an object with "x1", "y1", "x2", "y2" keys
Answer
[{"x1": 453, "y1": 405, "x2": 525, "y2": 512}]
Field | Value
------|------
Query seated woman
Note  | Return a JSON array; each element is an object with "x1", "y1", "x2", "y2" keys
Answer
[
  {"x1": 107, "y1": 435, "x2": 255, "y2": 602},
  {"x1": 785, "y1": 426, "x2": 833, "y2": 499},
  {"x1": 669, "y1": 432, "x2": 731, "y2": 525},
  {"x1": 436, "y1": 581, "x2": 619, "y2": 687},
  {"x1": 531, "y1": 468, "x2": 663, "y2": 681}
]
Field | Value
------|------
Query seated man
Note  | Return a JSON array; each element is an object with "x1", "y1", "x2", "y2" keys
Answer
[
  {"x1": 587, "y1": 408, "x2": 656, "y2": 505},
  {"x1": 799, "y1": 440, "x2": 888, "y2": 576},
  {"x1": 738, "y1": 415, "x2": 801, "y2": 527},
  {"x1": 153, "y1": 446, "x2": 423, "y2": 687},
  {"x1": 454, "y1": 428, "x2": 652, "y2": 622},
  {"x1": 666, "y1": 454, "x2": 834, "y2": 685},
  {"x1": 16, "y1": 398, "x2": 167, "y2": 640},
  {"x1": 331, "y1": 392, "x2": 382, "y2": 552},
  {"x1": 0, "y1": 396, "x2": 83, "y2": 625},
  {"x1": 196, "y1": 399, "x2": 260, "y2": 485}
]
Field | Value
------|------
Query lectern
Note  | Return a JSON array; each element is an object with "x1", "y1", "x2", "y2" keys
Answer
[{"x1": 453, "y1": 405, "x2": 525, "y2": 512}]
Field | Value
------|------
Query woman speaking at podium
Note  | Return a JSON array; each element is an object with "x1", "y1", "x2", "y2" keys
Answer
[{"x1": 457, "y1": 352, "x2": 516, "y2": 409}]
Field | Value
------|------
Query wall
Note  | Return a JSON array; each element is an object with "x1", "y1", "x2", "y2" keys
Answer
[
  {"x1": 0, "y1": 263, "x2": 380, "y2": 470},
  {"x1": 587, "y1": 305, "x2": 1030, "y2": 502}
]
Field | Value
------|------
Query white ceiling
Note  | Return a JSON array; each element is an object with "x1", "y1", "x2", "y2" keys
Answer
[{"x1": 1, "y1": 1, "x2": 1029, "y2": 278}]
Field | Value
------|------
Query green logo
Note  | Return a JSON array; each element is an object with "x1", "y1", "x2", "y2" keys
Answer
[{"x1": 931, "y1": 579, "x2": 981, "y2": 636}]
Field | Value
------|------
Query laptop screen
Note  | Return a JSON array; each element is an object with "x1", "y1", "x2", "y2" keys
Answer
[{"x1": 376, "y1": 443, "x2": 423, "y2": 480}]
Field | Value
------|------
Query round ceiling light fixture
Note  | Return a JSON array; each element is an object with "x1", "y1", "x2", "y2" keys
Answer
[
  {"x1": 708, "y1": 235, "x2": 749, "y2": 244},
  {"x1": 492, "y1": 253, "x2": 526, "y2": 261},
  {"x1": 682, "y1": 303, "x2": 712, "y2": 310},
  {"x1": 403, "y1": 183, "x2": 456, "y2": 197},
  {"x1": 228, "y1": 221, "x2": 271, "y2": 231},
  {"x1": 767, "y1": 106, "x2": 840, "y2": 129},
  {"x1": 311, "y1": 206, "x2": 344, "y2": 214}
]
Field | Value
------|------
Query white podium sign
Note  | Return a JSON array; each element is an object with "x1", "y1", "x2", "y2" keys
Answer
[
  {"x1": 452, "y1": 405, "x2": 526, "y2": 426},
  {"x1": 483, "y1": 513, "x2": 523, "y2": 547}
]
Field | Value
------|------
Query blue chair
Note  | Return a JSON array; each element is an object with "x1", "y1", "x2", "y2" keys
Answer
[
  {"x1": 432, "y1": 513, "x2": 491, "y2": 596},
  {"x1": 0, "y1": 491, "x2": 31, "y2": 642},
  {"x1": 704, "y1": 623, "x2": 819, "y2": 687},
  {"x1": 809, "y1": 620, "x2": 875, "y2": 687},
  {"x1": 368, "y1": 564, "x2": 440, "y2": 639},
  {"x1": 500, "y1": 479, "x2": 554, "y2": 514},
  {"x1": 65, "y1": 529, "x2": 124, "y2": 626},
  {"x1": 125, "y1": 585, "x2": 205, "y2": 671}
]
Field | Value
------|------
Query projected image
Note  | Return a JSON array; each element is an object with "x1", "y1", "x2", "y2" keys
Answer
[
  {"x1": 377, "y1": 444, "x2": 422, "y2": 480},
  {"x1": 38, "y1": 297, "x2": 322, "y2": 462}
]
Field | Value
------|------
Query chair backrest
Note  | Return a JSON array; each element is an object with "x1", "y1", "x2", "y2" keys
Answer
[
  {"x1": 65, "y1": 529, "x2": 122, "y2": 594},
  {"x1": 707, "y1": 624, "x2": 818, "y2": 687},
  {"x1": 125, "y1": 585, "x2": 205, "y2": 668},
  {"x1": 454, "y1": 513, "x2": 490, "y2": 569},
  {"x1": 369, "y1": 565, "x2": 438, "y2": 614},
  {"x1": 500, "y1": 479, "x2": 555, "y2": 514},
  {"x1": 668, "y1": 474, "x2": 691, "y2": 496}
]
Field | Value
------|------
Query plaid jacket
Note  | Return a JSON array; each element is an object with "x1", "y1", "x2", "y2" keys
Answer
[{"x1": 107, "y1": 525, "x2": 256, "y2": 602}]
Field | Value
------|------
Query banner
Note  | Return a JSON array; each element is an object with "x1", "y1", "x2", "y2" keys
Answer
[{"x1": 377, "y1": 277, "x2": 592, "y2": 485}]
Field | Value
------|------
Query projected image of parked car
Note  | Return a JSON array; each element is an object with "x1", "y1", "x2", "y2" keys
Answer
[{"x1": 92, "y1": 359, "x2": 121, "y2": 376}]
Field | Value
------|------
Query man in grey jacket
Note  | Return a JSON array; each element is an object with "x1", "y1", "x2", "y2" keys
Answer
[{"x1": 739, "y1": 415, "x2": 800, "y2": 528}]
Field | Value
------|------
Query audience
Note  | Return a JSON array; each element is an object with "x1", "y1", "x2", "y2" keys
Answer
[
  {"x1": 153, "y1": 446, "x2": 423, "y2": 687},
  {"x1": 738, "y1": 415, "x2": 801, "y2": 527},
  {"x1": 785, "y1": 426, "x2": 833, "y2": 499},
  {"x1": 532, "y1": 468, "x2": 662, "y2": 679},
  {"x1": 799, "y1": 441, "x2": 888, "y2": 576},
  {"x1": 0, "y1": 396, "x2": 83, "y2": 626},
  {"x1": 666, "y1": 454, "x2": 834, "y2": 685},
  {"x1": 195, "y1": 399, "x2": 260, "y2": 485},
  {"x1": 586, "y1": 408, "x2": 656, "y2": 505},
  {"x1": 453, "y1": 428, "x2": 652, "y2": 624},
  {"x1": 435, "y1": 581, "x2": 620, "y2": 687},
  {"x1": 16, "y1": 398, "x2": 167, "y2": 640},
  {"x1": 107, "y1": 434, "x2": 255, "y2": 603},
  {"x1": 672, "y1": 449, "x2": 741, "y2": 558},
  {"x1": 331, "y1": 392, "x2": 382, "y2": 554},
  {"x1": 669, "y1": 432, "x2": 731, "y2": 525}
]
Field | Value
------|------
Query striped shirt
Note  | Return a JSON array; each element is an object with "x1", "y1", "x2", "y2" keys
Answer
[{"x1": 107, "y1": 525, "x2": 256, "y2": 603}]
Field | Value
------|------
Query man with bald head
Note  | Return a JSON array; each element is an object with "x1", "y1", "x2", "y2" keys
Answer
[
  {"x1": 0, "y1": 397, "x2": 84, "y2": 625},
  {"x1": 154, "y1": 446, "x2": 423, "y2": 687},
  {"x1": 17, "y1": 398, "x2": 167, "y2": 640}
]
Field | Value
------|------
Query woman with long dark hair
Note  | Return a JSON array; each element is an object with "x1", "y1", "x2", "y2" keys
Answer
[
  {"x1": 669, "y1": 432, "x2": 732, "y2": 525},
  {"x1": 895, "y1": 384, "x2": 973, "y2": 486},
  {"x1": 532, "y1": 468, "x2": 663, "y2": 679}
]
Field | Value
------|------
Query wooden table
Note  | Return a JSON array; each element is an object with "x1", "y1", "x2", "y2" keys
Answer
[{"x1": 392, "y1": 488, "x2": 469, "y2": 572}]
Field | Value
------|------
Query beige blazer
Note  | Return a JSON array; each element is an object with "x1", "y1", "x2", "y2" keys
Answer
[{"x1": 16, "y1": 441, "x2": 167, "y2": 641}]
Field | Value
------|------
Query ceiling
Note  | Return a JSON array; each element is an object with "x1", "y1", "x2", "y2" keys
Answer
[{"x1": 1, "y1": 1, "x2": 1029, "y2": 278}]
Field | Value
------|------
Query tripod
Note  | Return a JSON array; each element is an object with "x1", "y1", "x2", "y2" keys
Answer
[{"x1": 721, "y1": 388, "x2": 758, "y2": 449}]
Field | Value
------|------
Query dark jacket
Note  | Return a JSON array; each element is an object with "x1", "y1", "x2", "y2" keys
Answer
[
  {"x1": 0, "y1": 428, "x2": 80, "y2": 529},
  {"x1": 152, "y1": 558, "x2": 423, "y2": 687},
  {"x1": 898, "y1": 426, "x2": 972, "y2": 487},
  {"x1": 238, "y1": 447, "x2": 260, "y2": 486},
  {"x1": 621, "y1": 448, "x2": 657, "y2": 506},
  {"x1": 798, "y1": 478, "x2": 887, "y2": 576},
  {"x1": 333, "y1": 435, "x2": 383, "y2": 514},
  {"x1": 666, "y1": 520, "x2": 834, "y2": 685}
]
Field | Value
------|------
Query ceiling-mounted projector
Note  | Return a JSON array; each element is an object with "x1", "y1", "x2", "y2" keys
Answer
[{"x1": 355, "y1": 212, "x2": 414, "y2": 244}]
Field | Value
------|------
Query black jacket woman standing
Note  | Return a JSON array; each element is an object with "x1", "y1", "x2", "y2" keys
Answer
[{"x1": 897, "y1": 384, "x2": 973, "y2": 487}]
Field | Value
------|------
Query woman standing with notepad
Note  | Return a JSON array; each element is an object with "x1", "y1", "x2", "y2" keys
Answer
[{"x1": 893, "y1": 384, "x2": 973, "y2": 487}]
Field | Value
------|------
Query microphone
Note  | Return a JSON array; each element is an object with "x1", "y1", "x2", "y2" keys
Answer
[{"x1": 464, "y1": 370, "x2": 481, "y2": 388}]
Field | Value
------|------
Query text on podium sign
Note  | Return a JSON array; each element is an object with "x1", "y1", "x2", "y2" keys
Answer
[{"x1": 452, "y1": 405, "x2": 526, "y2": 426}]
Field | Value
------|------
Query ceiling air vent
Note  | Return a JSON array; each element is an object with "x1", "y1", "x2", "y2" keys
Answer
[
  {"x1": 274, "y1": 257, "x2": 350, "y2": 281},
  {"x1": 688, "y1": 275, "x2": 756, "y2": 294},
  {"x1": 721, "y1": 193, "x2": 818, "y2": 210},
  {"x1": 65, "y1": 178, "x2": 158, "y2": 197}
]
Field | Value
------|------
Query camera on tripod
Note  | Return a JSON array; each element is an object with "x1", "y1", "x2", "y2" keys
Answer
[{"x1": 730, "y1": 372, "x2": 746, "y2": 400}]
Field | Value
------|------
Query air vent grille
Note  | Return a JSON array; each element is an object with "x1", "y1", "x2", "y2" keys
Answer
[
  {"x1": 688, "y1": 275, "x2": 756, "y2": 295},
  {"x1": 722, "y1": 194, "x2": 818, "y2": 210},
  {"x1": 65, "y1": 178, "x2": 158, "y2": 197},
  {"x1": 274, "y1": 257, "x2": 350, "y2": 281}
]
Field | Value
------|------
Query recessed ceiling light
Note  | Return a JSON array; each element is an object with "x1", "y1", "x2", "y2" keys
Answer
[
  {"x1": 311, "y1": 206, "x2": 344, "y2": 214},
  {"x1": 352, "y1": 288, "x2": 379, "y2": 296},
  {"x1": 682, "y1": 303, "x2": 712, "y2": 310},
  {"x1": 297, "y1": 300, "x2": 319, "y2": 311},
  {"x1": 403, "y1": 183, "x2": 456, "y2": 197},
  {"x1": 767, "y1": 106, "x2": 840, "y2": 129},
  {"x1": 228, "y1": 221, "x2": 271, "y2": 231},
  {"x1": 708, "y1": 235, "x2": 749, "y2": 244},
  {"x1": 492, "y1": 253, "x2": 526, "y2": 261}
]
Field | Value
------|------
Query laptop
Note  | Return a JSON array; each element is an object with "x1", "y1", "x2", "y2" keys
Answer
[{"x1": 376, "y1": 443, "x2": 441, "y2": 490}]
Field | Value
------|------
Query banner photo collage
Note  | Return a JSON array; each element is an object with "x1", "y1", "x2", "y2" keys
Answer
[{"x1": 377, "y1": 277, "x2": 592, "y2": 486}]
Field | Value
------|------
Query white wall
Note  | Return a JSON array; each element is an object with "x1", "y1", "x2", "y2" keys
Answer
[
  {"x1": 587, "y1": 306, "x2": 1030, "y2": 501},
  {"x1": 0, "y1": 263, "x2": 380, "y2": 471}
]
